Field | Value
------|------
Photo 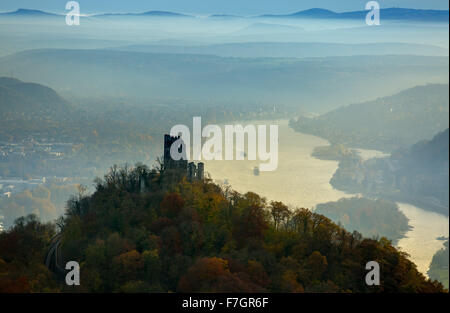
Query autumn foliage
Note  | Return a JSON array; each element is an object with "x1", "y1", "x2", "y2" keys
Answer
[{"x1": 0, "y1": 164, "x2": 446, "y2": 293}]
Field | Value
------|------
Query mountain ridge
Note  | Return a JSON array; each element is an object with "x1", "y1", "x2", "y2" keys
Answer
[
  {"x1": 330, "y1": 128, "x2": 449, "y2": 215},
  {"x1": 0, "y1": 8, "x2": 61, "y2": 16},
  {"x1": 261, "y1": 7, "x2": 449, "y2": 22},
  {"x1": 1, "y1": 7, "x2": 448, "y2": 22},
  {"x1": 1, "y1": 49, "x2": 447, "y2": 113},
  {"x1": 0, "y1": 77, "x2": 71, "y2": 120},
  {"x1": 111, "y1": 42, "x2": 449, "y2": 58},
  {"x1": 291, "y1": 84, "x2": 450, "y2": 151}
]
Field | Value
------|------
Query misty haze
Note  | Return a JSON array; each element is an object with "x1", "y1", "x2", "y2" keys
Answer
[{"x1": 0, "y1": 1, "x2": 448, "y2": 296}]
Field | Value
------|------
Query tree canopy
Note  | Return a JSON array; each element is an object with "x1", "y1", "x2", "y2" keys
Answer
[{"x1": 0, "y1": 164, "x2": 446, "y2": 293}]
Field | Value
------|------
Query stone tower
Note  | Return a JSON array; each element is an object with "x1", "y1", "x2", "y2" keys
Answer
[
  {"x1": 163, "y1": 134, "x2": 204, "y2": 181},
  {"x1": 164, "y1": 134, "x2": 188, "y2": 171}
]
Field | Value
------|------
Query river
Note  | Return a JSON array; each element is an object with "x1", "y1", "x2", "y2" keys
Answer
[
  {"x1": 396, "y1": 203, "x2": 449, "y2": 275},
  {"x1": 202, "y1": 119, "x2": 449, "y2": 277},
  {"x1": 203, "y1": 119, "x2": 354, "y2": 209}
]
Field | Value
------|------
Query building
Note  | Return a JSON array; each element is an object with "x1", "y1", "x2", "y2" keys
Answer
[
  {"x1": 163, "y1": 134, "x2": 204, "y2": 181},
  {"x1": 164, "y1": 134, "x2": 188, "y2": 171},
  {"x1": 187, "y1": 162, "x2": 204, "y2": 181}
]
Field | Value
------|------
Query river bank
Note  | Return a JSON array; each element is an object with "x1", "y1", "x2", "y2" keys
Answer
[{"x1": 202, "y1": 119, "x2": 448, "y2": 277}]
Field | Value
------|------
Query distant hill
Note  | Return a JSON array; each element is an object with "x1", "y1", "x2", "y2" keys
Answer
[
  {"x1": 0, "y1": 49, "x2": 447, "y2": 113},
  {"x1": 0, "y1": 9, "x2": 60, "y2": 16},
  {"x1": 141, "y1": 11, "x2": 188, "y2": 17},
  {"x1": 96, "y1": 10, "x2": 190, "y2": 17},
  {"x1": 0, "y1": 77, "x2": 162, "y2": 178},
  {"x1": 428, "y1": 240, "x2": 449, "y2": 289},
  {"x1": 291, "y1": 84, "x2": 449, "y2": 151},
  {"x1": 401, "y1": 128, "x2": 450, "y2": 167},
  {"x1": 330, "y1": 128, "x2": 449, "y2": 215},
  {"x1": 262, "y1": 8, "x2": 339, "y2": 19},
  {"x1": 113, "y1": 42, "x2": 449, "y2": 58},
  {"x1": 0, "y1": 77, "x2": 71, "y2": 120},
  {"x1": 341, "y1": 8, "x2": 449, "y2": 22},
  {"x1": 262, "y1": 8, "x2": 449, "y2": 22},
  {"x1": 315, "y1": 197, "x2": 410, "y2": 245},
  {"x1": 0, "y1": 164, "x2": 444, "y2": 293},
  {"x1": 0, "y1": 8, "x2": 189, "y2": 18},
  {"x1": 391, "y1": 129, "x2": 449, "y2": 213},
  {"x1": 2, "y1": 7, "x2": 448, "y2": 22}
]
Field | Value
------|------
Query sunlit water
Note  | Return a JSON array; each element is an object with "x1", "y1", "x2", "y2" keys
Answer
[
  {"x1": 203, "y1": 119, "x2": 353, "y2": 209},
  {"x1": 202, "y1": 119, "x2": 448, "y2": 276},
  {"x1": 396, "y1": 203, "x2": 449, "y2": 275}
]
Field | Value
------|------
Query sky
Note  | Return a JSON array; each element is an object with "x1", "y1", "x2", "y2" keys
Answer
[{"x1": 0, "y1": 0, "x2": 449, "y2": 15}]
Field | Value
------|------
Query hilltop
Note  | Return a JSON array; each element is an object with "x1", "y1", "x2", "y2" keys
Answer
[
  {"x1": 0, "y1": 77, "x2": 160, "y2": 178},
  {"x1": 291, "y1": 84, "x2": 449, "y2": 152},
  {"x1": 0, "y1": 9, "x2": 60, "y2": 16},
  {"x1": 2, "y1": 7, "x2": 448, "y2": 22},
  {"x1": 0, "y1": 77, "x2": 71, "y2": 120},
  {"x1": 0, "y1": 164, "x2": 445, "y2": 292},
  {"x1": 261, "y1": 8, "x2": 449, "y2": 22},
  {"x1": 331, "y1": 129, "x2": 449, "y2": 215},
  {"x1": 1, "y1": 50, "x2": 447, "y2": 113}
]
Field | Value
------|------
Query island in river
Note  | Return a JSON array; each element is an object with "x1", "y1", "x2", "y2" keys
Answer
[
  {"x1": 203, "y1": 119, "x2": 448, "y2": 279},
  {"x1": 315, "y1": 197, "x2": 410, "y2": 245}
]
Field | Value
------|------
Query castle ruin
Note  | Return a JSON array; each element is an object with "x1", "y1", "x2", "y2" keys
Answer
[{"x1": 163, "y1": 134, "x2": 204, "y2": 181}]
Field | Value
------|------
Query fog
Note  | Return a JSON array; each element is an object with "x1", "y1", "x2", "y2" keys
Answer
[
  {"x1": 0, "y1": 15, "x2": 448, "y2": 55},
  {"x1": 0, "y1": 9, "x2": 449, "y2": 288},
  {"x1": 0, "y1": 15, "x2": 448, "y2": 115}
]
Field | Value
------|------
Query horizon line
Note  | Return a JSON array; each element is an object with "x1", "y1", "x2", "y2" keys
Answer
[{"x1": 0, "y1": 6, "x2": 449, "y2": 18}]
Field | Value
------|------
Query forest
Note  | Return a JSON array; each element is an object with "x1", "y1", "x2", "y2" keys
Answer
[
  {"x1": 0, "y1": 164, "x2": 445, "y2": 293},
  {"x1": 428, "y1": 240, "x2": 449, "y2": 289},
  {"x1": 330, "y1": 129, "x2": 449, "y2": 215},
  {"x1": 315, "y1": 197, "x2": 410, "y2": 245},
  {"x1": 290, "y1": 84, "x2": 449, "y2": 152},
  {"x1": 0, "y1": 183, "x2": 80, "y2": 229}
]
